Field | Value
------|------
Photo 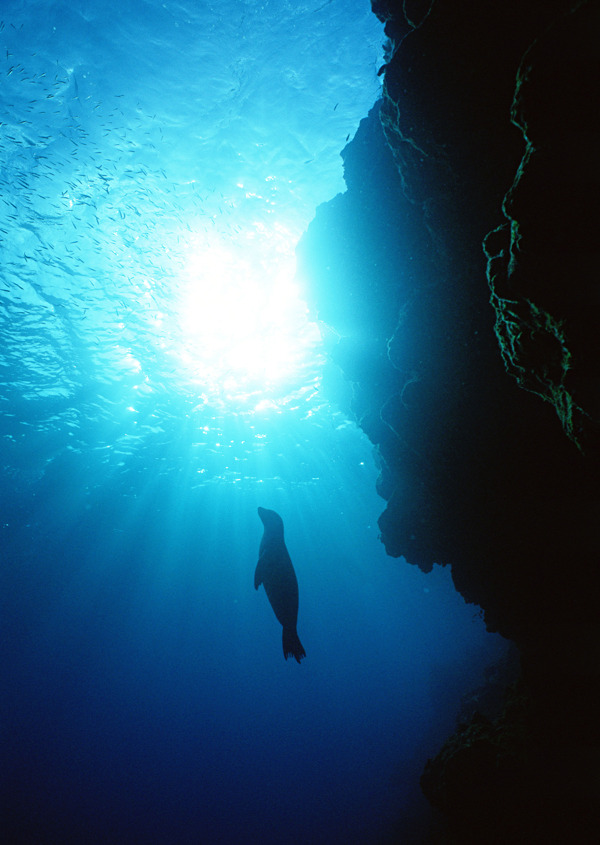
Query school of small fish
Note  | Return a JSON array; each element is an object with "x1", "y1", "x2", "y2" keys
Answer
[{"x1": 0, "y1": 4, "x2": 382, "y2": 479}]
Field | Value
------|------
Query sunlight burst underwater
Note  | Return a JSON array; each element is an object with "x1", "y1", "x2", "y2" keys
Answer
[
  {"x1": 174, "y1": 233, "x2": 323, "y2": 411},
  {"x1": 0, "y1": 0, "x2": 384, "y2": 451}
]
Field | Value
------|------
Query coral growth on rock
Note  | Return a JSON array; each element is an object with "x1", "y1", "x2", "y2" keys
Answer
[{"x1": 485, "y1": 1, "x2": 600, "y2": 453}]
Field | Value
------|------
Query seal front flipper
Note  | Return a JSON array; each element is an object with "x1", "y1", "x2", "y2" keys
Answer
[{"x1": 254, "y1": 550, "x2": 268, "y2": 590}]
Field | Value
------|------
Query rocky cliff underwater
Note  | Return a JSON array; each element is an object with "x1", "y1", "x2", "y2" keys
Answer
[{"x1": 298, "y1": 1, "x2": 599, "y2": 841}]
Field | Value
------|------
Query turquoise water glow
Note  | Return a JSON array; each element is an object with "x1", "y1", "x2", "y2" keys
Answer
[
  {"x1": 1, "y1": 3, "x2": 509, "y2": 843},
  {"x1": 0, "y1": 0, "x2": 382, "y2": 434}
]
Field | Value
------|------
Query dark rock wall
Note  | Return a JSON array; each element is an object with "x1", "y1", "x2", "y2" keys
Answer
[{"x1": 298, "y1": 0, "x2": 599, "y2": 840}]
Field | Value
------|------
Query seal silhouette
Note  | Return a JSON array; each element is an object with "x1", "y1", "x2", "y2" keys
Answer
[{"x1": 255, "y1": 507, "x2": 306, "y2": 663}]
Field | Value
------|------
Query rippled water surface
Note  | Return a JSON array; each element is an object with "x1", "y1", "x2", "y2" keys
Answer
[{"x1": 1, "y1": 0, "x2": 383, "y2": 474}]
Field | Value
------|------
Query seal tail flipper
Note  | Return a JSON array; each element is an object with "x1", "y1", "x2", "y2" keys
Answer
[{"x1": 282, "y1": 627, "x2": 306, "y2": 664}]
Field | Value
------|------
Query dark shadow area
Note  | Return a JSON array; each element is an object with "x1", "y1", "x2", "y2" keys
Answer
[{"x1": 297, "y1": 1, "x2": 600, "y2": 840}]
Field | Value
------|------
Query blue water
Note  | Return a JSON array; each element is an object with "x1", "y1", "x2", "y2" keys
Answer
[{"x1": 1, "y1": 2, "x2": 509, "y2": 843}]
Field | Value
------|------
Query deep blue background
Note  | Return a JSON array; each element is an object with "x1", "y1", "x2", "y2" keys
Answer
[{"x1": 2, "y1": 424, "x2": 508, "y2": 843}]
